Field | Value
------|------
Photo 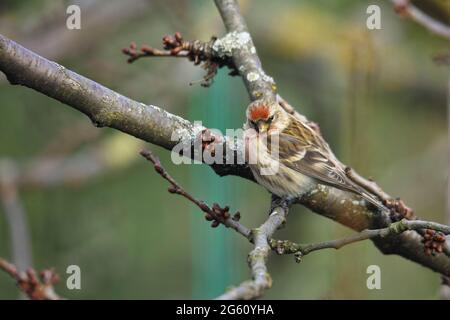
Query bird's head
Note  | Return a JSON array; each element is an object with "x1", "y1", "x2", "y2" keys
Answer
[{"x1": 245, "y1": 98, "x2": 287, "y2": 134}]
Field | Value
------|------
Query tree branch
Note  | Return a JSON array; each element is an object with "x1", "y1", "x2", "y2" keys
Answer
[
  {"x1": 0, "y1": 33, "x2": 249, "y2": 181},
  {"x1": 271, "y1": 219, "x2": 449, "y2": 261},
  {"x1": 0, "y1": 258, "x2": 60, "y2": 300},
  {"x1": 391, "y1": 0, "x2": 450, "y2": 40},
  {"x1": 140, "y1": 148, "x2": 291, "y2": 299},
  {"x1": 139, "y1": 147, "x2": 448, "y2": 298},
  {"x1": 216, "y1": 204, "x2": 288, "y2": 300},
  {"x1": 214, "y1": 0, "x2": 276, "y2": 100},
  {"x1": 213, "y1": 0, "x2": 450, "y2": 277},
  {"x1": 0, "y1": 35, "x2": 193, "y2": 152},
  {"x1": 122, "y1": 32, "x2": 238, "y2": 87},
  {"x1": 139, "y1": 149, "x2": 251, "y2": 239}
]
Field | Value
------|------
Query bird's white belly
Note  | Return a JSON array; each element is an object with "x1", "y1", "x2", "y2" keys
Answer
[
  {"x1": 249, "y1": 161, "x2": 314, "y2": 198},
  {"x1": 246, "y1": 132, "x2": 315, "y2": 197}
]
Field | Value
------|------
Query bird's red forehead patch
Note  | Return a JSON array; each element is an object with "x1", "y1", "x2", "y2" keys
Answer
[{"x1": 249, "y1": 104, "x2": 269, "y2": 121}]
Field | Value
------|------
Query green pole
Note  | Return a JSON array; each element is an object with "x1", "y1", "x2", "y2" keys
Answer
[{"x1": 189, "y1": 70, "x2": 241, "y2": 298}]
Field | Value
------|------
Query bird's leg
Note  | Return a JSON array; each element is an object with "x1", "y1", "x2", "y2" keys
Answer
[
  {"x1": 270, "y1": 194, "x2": 296, "y2": 213},
  {"x1": 268, "y1": 194, "x2": 295, "y2": 230}
]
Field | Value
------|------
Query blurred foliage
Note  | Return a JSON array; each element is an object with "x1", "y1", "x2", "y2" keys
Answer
[{"x1": 0, "y1": 0, "x2": 448, "y2": 299}]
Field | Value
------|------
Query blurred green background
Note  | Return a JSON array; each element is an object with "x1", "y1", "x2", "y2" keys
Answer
[{"x1": 0, "y1": 0, "x2": 448, "y2": 299}]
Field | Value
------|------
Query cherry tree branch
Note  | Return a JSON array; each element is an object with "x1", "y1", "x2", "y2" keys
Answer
[
  {"x1": 217, "y1": 204, "x2": 289, "y2": 300},
  {"x1": 214, "y1": 0, "x2": 276, "y2": 101},
  {"x1": 213, "y1": 0, "x2": 450, "y2": 277},
  {"x1": 0, "y1": 33, "x2": 253, "y2": 182},
  {"x1": 139, "y1": 149, "x2": 251, "y2": 239},
  {"x1": 271, "y1": 219, "x2": 449, "y2": 261},
  {"x1": 139, "y1": 147, "x2": 289, "y2": 300},
  {"x1": 139, "y1": 146, "x2": 448, "y2": 298},
  {"x1": 122, "y1": 32, "x2": 238, "y2": 87},
  {"x1": 391, "y1": 0, "x2": 450, "y2": 40},
  {"x1": 0, "y1": 35, "x2": 196, "y2": 152},
  {"x1": 0, "y1": 258, "x2": 60, "y2": 300}
]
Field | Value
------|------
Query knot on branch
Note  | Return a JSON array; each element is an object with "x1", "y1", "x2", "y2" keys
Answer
[
  {"x1": 384, "y1": 198, "x2": 415, "y2": 221},
  {"x1": 273, "y1": 239, "x2": 304, "y2": 263},
  {"x1": 390, "y1": 219, "x2": 407, "y2": 233}
]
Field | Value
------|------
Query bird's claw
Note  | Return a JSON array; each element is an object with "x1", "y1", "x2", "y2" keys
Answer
[{"x1": 270, "y1": 194, "x2": 296, "y2": 213}]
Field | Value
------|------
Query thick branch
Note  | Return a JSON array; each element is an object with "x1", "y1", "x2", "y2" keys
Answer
[
  {"x1": 0, "y1": 35, "x2": 194, "y2": 152},
  {"x1": 214, "y1": 0, "x2": 276, "y2": 100},
  {"x1": 0, "y1": 34, "x2": 248, "y2": 180}
]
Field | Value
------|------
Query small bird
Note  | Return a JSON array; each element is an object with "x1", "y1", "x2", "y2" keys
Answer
[{"x1": 243, "y1": 97, "x2": 386, "y2": 211}]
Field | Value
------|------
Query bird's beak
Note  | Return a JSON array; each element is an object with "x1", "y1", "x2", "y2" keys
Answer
[{"x1": 257, "y1": 121, "x2": 269, "y2": 134}]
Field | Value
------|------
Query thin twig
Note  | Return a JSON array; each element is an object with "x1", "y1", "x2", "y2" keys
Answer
[
  {"x1": 271, "y1": 219, "x2": 450, "y2": 262},
  {"x1": 122, "y1": 42, "x2": 189, "y2": 62},
  {"x1": 0, "y1": 258, "x2": 60, "y2": 300},
  {"x1": 391, "y1": 0, "x2": 450, "y2": 40},
  {"x1": 139, "y1": 149, "x2": 251, "y2": 239},
  {"x1": 122, "y1": 32, "x2": 237, "y2": 87},
  {"x1": 140, "y1": 148, "x2": 292, "y2": 299}
]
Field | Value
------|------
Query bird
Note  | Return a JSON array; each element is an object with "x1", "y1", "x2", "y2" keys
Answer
[{"x1": 243, "y1": 97, "x2": 387, "y2": 212}]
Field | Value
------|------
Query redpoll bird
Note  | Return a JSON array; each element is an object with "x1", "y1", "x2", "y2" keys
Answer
[{"x1": 243, "y1": 98, "x2": 386, "y2": 211}]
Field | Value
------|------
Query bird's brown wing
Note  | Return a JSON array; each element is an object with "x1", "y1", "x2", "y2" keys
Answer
[
  {"x1": 265, "y1": 119, "x2": 353, "y2": 191},
  {"x1": 276, "y1": 132, "x2": 357, "y2": 192},
  {"x1": 272, "y1": 125, "x2": 386, "y2": 211}
]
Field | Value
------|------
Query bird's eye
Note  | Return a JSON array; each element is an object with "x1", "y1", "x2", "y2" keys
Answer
[
  {"x1": 268, "y1": 115, "x2": 274, "y2": 123},
  {"x1": 250, "y1": 120, "x2": 257, "y2": 128}
]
